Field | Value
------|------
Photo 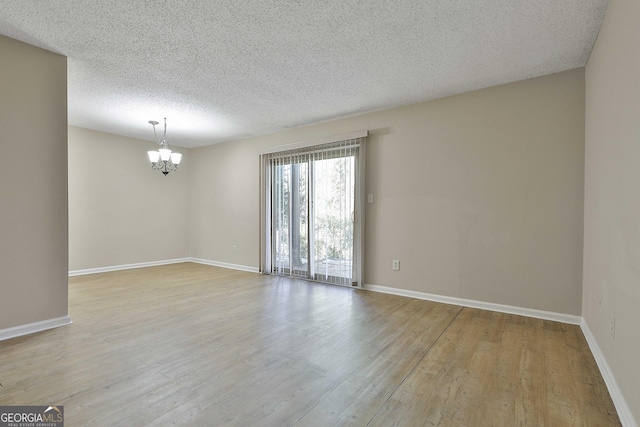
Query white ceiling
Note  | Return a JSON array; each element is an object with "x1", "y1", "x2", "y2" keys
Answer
[{"x1": 0, "y1": 0, "x2": 609, "y2": 148}]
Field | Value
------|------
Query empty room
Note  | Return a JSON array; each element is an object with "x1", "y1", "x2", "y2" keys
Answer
[{"x1": 0, "y1": 0, "x2": 638, "y2": 425}]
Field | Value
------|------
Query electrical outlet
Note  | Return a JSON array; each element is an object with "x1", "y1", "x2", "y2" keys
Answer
[
  {"x1": 232, "y1": 244, "x2": 237, "y2": 253},
  {"x1": 367, "y1": 194, "x2": 374, "y2": 204},
  {"x1": 392, "y1": 260, "x2": 400, "y2": 271},
  {"x1": 609, "y1": 316, "x2": 615, "y2": 338}
]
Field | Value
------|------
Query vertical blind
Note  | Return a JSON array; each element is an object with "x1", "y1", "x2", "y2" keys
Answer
[{"x1": 259, "y1": 132, "x2": 366, "y2": 287}]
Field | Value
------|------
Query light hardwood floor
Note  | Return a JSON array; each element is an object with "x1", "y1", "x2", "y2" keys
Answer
[{"x1": 0, "y1": 263, "x2": 621, "y2": 426}]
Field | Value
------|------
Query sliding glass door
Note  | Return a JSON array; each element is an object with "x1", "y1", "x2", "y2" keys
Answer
[
  {"x1": 311, "y1": 153, "x2": 355, "y2": 284},
  {"x1": 261, "y1": 134, "x2": 365, "y2": 287},
  {"x1": 272, "y1": 158, "x2": 310, "y2": 279}
]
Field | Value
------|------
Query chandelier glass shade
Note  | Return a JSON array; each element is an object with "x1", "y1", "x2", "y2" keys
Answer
[{"x1": 147, "y1": 118, "x2": 182, "y2": 175}]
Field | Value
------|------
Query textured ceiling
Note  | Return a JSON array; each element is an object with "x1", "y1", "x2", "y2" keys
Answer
[{"x1": 0, "y1": 0, "x2": 609, "y2": 148}]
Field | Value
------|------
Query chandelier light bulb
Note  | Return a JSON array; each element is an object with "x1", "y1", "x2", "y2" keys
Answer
[
  {"x1": 159, "y1": 148, "x2": 172, "y2": 161},
  {"x1": 170, "y1": 152, "x2": 182, "y2": 165},
  {"x1": 147, "y1": 150, "x2": 160, "y2": 163}
]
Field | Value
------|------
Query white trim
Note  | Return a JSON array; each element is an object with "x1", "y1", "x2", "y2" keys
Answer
[
  {"x1": 580, "y1": 320, "x2": 638, "y2": 427},
  {"x1": 69, "y1": 257, "x2": 259, "y2": 276},
  {"x1": 257, "y1": 130, "x2": 368, "y2": 155},
  {"x1": 363, "y1": 284, "x2": 582, "y2": 325},
  {"x1": 68, "y1": 258, "x2": 191, "y2": 276},
  {"x1": 0, "y1": 316, "x2": 72, "y2": 341},
  {"x1": 190, "y1": 258, "x2": 260, "y2": 274}
]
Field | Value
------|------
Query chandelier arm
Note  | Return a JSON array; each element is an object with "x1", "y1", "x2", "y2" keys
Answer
[{"x1": 150, "y1": 160, "x2": 178, "y2": 175}]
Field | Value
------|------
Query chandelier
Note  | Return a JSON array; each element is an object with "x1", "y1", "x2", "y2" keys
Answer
[{"x1": 147, "y1": 118, "x2": 182, "y2": 175}]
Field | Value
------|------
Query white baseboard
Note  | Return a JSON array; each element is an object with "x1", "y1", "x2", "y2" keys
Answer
[
  {"x1": 189, "y1": 258, "x2": 260, "y2": 274},
  {"x1": 68, "y1": 258, "x2": 191, "y2": 276},
  {"x1": 580, "y1": 320, "x2": 638, "y2": 427},
  {"x1": 69, "y1": 257, "x2": 259, "y2": 277},
  {"x1": 0, "y1": 316, "x2": 72, "y2": 342},
  {"x1": 363, "y1": 284, "x2": 582, "y2": 325}
]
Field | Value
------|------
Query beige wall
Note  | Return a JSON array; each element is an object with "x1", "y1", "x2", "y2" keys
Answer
[
  {"x1": 0, "y1": 36, "x2": 68, "y2": 329},
  {"x1": 68, "y1": 127, "x2": 189, "y2": 271},
  {"x1": 584, "y1": 0, "x2": 640, "y2": 421},
  {"x1": 188, "y1": 138, "x2": 258, "y2": 267},
  {"x1": 190, "y1": 69, "x2": 585, "y2": 315}
]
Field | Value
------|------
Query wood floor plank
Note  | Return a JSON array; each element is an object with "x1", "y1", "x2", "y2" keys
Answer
[
  {"x1": 0, "y1": 263, "x2": 621, "y2": 426},
  {"x1": 367, "y1": 309, "x2": 621, "y2": 427}
]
